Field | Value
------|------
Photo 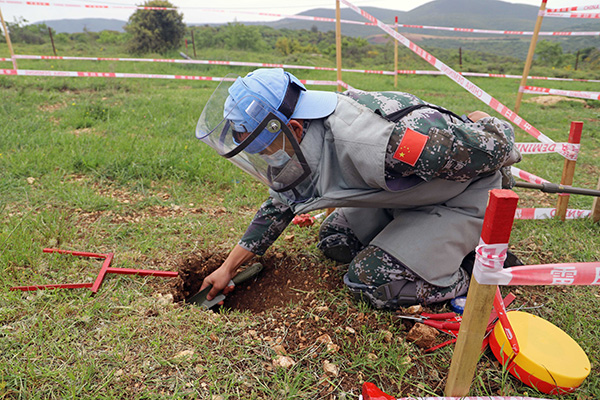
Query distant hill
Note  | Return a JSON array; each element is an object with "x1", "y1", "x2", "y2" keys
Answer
[
  {"x1": 37, "y1": 18, "x2": 127, "y2": 33},
  {"x1": 35, "y1": 0, "x2": 596, "y2": 57},
  {"x1": 267, "y1": 0, "x2": 591, "y2": 37},
  {"x1": 39, "y1": 0, "x2": 592, "y2": 36}
]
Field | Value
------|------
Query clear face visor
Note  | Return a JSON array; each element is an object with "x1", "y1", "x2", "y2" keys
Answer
[{"x1": 196, "y1": 75, "x2": 311, "y2": 193}]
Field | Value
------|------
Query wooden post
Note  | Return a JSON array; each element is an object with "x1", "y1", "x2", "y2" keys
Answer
[
  {"x1": 459, "y1": 47, "x2": 463, "y2": 69},
  {"x1": 0, "y1": 7, "x2": 17, "y2": 70},
  {"x1": 575, "y1": 50, "x2": 580, "y2": 71},
  {"x1": 48, "y1": 27, "x2": 57, "y2": 56},
  {"x1": 394, "y1": 16, "x2": 398, "y2": 88},
  {"x1": 445, "y1": 189, "x2": 519, "y2": 397},
  {"x1": 591, "y1": 177, "x2": 600, "y2": 223},
  {"x1": 514, "y1": 0, "x2": 547, "y2": 114},
  {"x1": 335, "y1": 0, "x2": 343, "y2": 92},
  {"x1": 191, "y1": 29, "x2": 197, "y2": 58},
  {"x1": 556, "y1": 121, "x2": 583, "y2": 221}
]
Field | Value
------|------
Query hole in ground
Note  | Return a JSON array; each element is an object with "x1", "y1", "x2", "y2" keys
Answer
[{"x1": 170, "y1": 251, "x2": 343, "y2": 313}]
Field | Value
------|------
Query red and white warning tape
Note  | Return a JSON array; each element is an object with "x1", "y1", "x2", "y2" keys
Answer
[
  {"x1": 546, "y1": 4, "x2": 600, "y2": 12},
  {"x1": 510, "y1": 166, "x2": 550, "y2": 185},
  {"x1": 515, "y1": 142, "x2": 580, "y2": 160},
  {"x1": 542, "y1": 10, "x2": 600, "y2": 18},
  {"x1": 0, "y1": 68, "x2": 343, "y2": 88},
  {"x1": 474, "y1": 242, "x2": 600, "y2": 285},
  {"x1": 395, "y1": 23, "x2": 600, "y2": 36},
  {"x1": 520, "y1": 85, "x2": 600, "y2": 100},
  {"x1": 341, "y1": 0, "x2": 554, "y2": 146},
  {"x1": 515, "y1": 207, "x2": 592, "y2": 220},
  {"x1": 7, "y1": 54, "x2": 600, "y2": 83}
]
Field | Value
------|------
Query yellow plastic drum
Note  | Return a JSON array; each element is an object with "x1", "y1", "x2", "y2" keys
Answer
[{"x1": 490, "y1": 311, "x2": 591, "y2": 394}]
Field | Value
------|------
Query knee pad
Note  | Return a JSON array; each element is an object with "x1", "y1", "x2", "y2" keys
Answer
[
  {"x1": 343, "y1": 273, "x2": 418, "y2": 309},
  {"x1": 318, "y1": 235, "x2": 356, "y2": 263}
]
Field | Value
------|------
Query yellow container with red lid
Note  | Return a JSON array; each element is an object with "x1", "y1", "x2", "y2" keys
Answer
[{"x1": 489, "y1": 310, "x2": 591, "y2": 394}]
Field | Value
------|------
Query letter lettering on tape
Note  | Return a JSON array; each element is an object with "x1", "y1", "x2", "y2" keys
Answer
[
  {"x1": 393, "y1": 128, "x2": 428, "y2": 166},
  {"x1": 593, "y1": 268, "x2": 600, "y2": 285},
  {"x1": 551, "y1": 266, "x2": 577, "y2": 285}
]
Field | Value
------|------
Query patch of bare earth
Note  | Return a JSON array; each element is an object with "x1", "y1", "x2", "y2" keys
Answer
[
  {"x1": 168, "y1": 252, "x2": 508, "y2": 396},
  {"x1": 525, "y1": 95, "x2": 586, "y2": 106}
]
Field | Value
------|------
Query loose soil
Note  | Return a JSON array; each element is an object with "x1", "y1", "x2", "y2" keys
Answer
[
  {"x1": 171, "y1": 251, "x2": 343, "y2": 313},
  {"x1": 169, "y1": 251, "x2": 509, "y2": 396}
]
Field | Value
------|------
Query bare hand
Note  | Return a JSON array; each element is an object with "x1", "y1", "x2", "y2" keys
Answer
[{"x1": 200, "y1": 267, "x2": 235, "y2": 301}]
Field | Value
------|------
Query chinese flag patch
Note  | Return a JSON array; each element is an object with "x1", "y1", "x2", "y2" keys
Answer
[{"x1": 392, "y1": 127, "x2": 428, "y2": 166}]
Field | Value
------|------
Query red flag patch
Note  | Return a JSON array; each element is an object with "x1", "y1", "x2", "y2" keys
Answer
[{"x1": 392, "y1": 127, "x2": 428, "y2": 166}]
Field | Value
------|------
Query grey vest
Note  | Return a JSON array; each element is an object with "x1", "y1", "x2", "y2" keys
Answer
[
  {"x1": 271, "y1": 94, "x2": 501, "y2": 285},
  {"x1": 271, "y1": 95, "x2": 477, "y2": 214}
]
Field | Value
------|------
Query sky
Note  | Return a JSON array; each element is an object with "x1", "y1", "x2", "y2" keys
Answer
[{"x1": 1, "y1": 0, "x2": 599, "y2": 25}]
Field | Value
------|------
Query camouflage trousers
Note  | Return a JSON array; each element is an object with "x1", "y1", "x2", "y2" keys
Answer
[{"x1": 318, "y1": 209, "x2": 470, "y2": 308}]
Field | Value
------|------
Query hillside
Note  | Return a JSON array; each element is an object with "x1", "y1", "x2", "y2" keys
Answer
[{"x1": 35, "y1": 0, "x2": 597, "y2": 58}]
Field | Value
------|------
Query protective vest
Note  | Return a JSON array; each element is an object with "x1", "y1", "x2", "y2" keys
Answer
[
  {"x1": 270, "y1": 93, "x2": 503, "y2": 286},
  {"x1": 271, "y1": 93, "x2": 500, "y2": 214}
]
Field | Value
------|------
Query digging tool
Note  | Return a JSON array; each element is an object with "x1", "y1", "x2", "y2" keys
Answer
[
  {"x1": 187, "y1": 262, "x2": 263, "y2": 309},
  {"x1": 515, "y1": 181, "x2": 600, "y2": 197}
]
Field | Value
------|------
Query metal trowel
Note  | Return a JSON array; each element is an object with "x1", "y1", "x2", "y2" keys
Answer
[{"x1": 187, "y1": 262, "x2": 263, "y2": 309}]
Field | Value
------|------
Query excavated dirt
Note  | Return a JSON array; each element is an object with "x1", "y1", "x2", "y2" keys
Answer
[
  {"x1": 171, "y1": 251, "x2": 343, "y2": 313},
  {"x1": 168, "y1": 251, "x2": 522, "y2": 396}
]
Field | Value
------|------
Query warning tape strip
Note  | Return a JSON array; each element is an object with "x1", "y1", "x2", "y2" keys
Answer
[
  {"x1": 342, "y1": 0, "x2": 555, "y2": 146},
  {"x1": 474, "y1": 243, "x2": 600, "y2": 285},
  {"x1": 546, "y1": 4, "x2": 600, "y2": 12},
  {"x1": 542, "y1": 10, "x2": 600, "y2": 18},
  {"x1": 1, "y1": 1, "x2": 598, "y2": 35},
  {"x1": 511, "y1": 166, "x2": 550, "y2": 184},
  {"x1": 520, "y1": 85, "x2": 600, "y2": 100},
  {"x1": 515, "y1": 142, "x2": 580, "y2": 160},
  {"x1": 0, "y1": 68, "x2": 343, "y2": 87},
  {"x1": 6, "y1": 54, "x2": 600, "y2": 83},
  {"x1": 515, "y1": 207, "x2": 591, "y2": 220},
  {"x1": 394, "y1": 24, "x2": 600, "y2": 36}
]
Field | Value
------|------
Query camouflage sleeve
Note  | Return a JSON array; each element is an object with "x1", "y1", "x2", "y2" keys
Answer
[
  {"x1": 475, "y1": 117, "x2": 521, "y2": 166},
  {"x1": 238, "y1": 196, "x2": 296, "y2": 256}
]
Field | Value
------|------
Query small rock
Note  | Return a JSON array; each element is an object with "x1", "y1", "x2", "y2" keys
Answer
[
  {"x1": 156, "y1": 293, "x2": 173, "y2": 306},
  {"x1": 26, "y1": 177, "x2": 35, "y2": 184},
  {"x1": 327, "y1": 343, "x2": 339, "y2": 353},
  {"x1": 316, "y1": 333, "x2": 333, "y2": 345},
  {"x1": 406, "y1": 323, "x2": 439, "y2": 348},
  {"x1": 323, "y1": 360, "x2": 339, "y2": 377},
  {"x1": 271, "y1": 344, "x2": 286, "y2": 355},
  {"x1": 406, "y1": 304, "x2": 422, "y2": 314},
  {"x1": 272, "y1": 355, "x2": 296, "y2": 369},
  {"x1": 173, "y1": 350, "x2": 195, "y2": 360},
  {"x1": 381, "y1": 330, "x2": 393, "y2": 343}
]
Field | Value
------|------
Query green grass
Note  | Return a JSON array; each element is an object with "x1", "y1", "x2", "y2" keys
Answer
[{"x1": 1, "y1": 42, "x2": 600, "y2": 399}]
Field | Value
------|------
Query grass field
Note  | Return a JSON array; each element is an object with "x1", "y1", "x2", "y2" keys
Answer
[{"x1": 1, "y1": 42, "x2": 600, "y2": 399}]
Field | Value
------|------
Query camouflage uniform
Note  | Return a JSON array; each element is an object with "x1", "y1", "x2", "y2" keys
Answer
[
  {"x1": 239, "y1": 90, "x2": 519, "y2": 309},
  {"x1": 343, "y1": 90, "x2": 520, "y2": 183}
]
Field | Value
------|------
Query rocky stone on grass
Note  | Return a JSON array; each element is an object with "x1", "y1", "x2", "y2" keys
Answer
[
  {"x1": 405, "y1": 323, "x2": 439, "y2": 348},
  {"x1": 272, "y1": 355, "x2": 296, "y2": 369}
]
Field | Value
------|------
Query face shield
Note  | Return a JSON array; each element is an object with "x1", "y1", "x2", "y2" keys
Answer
[{"x1": 196, "y1": 74, "x2": 312, "y2": 194}]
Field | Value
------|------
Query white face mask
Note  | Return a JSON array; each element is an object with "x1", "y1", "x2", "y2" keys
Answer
[{"x1": 261, "y1": 149, "x2": 291, "y2": 168}]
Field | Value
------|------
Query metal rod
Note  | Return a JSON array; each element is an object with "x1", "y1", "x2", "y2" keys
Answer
[{"x1": 515, "y1": 181, "x2": 600, "y2": 197}]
